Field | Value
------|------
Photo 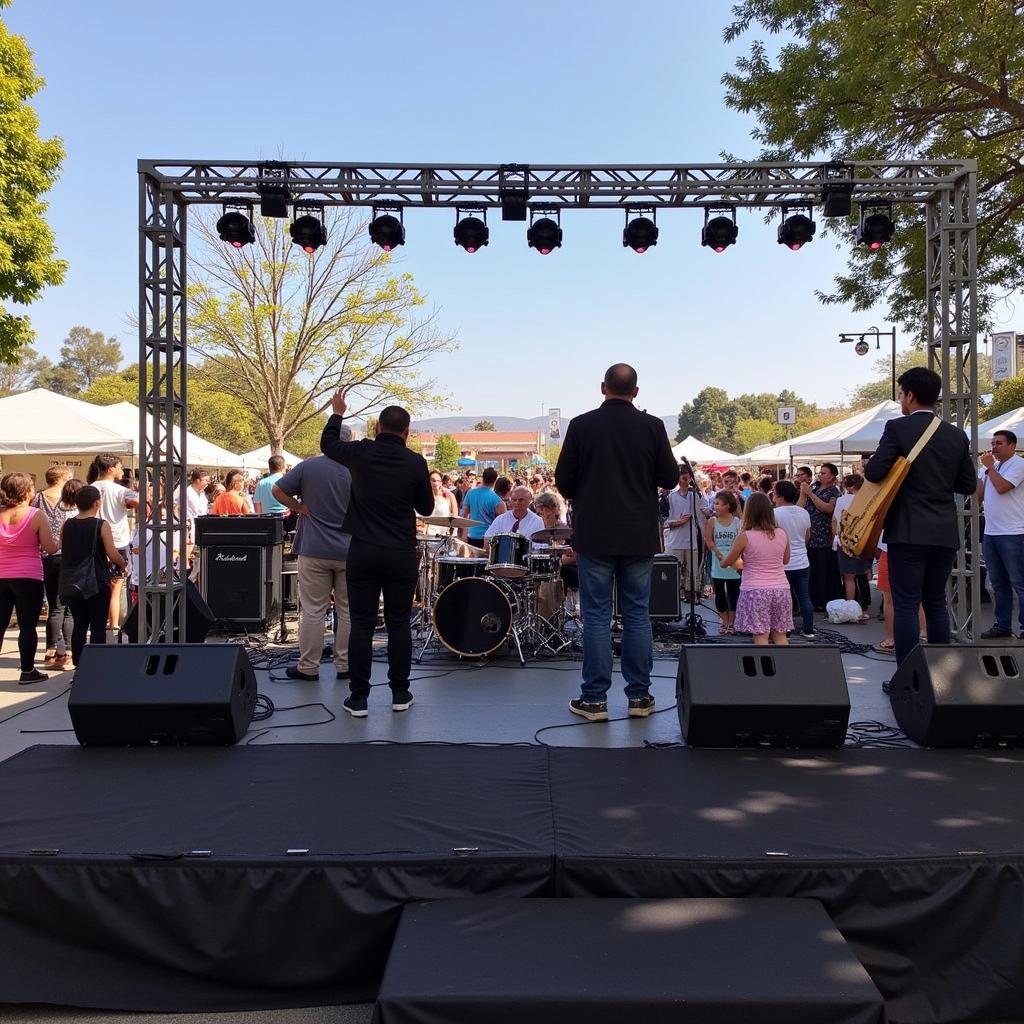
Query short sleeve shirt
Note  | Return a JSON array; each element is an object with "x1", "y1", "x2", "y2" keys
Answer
[
  {"x1": 93, "y1": 479, "x2": 133, "y2": 549},
  {"x1": 982, "y1": 455, "x2": 1024, "y2": 535},
  {"x1": 253, "y1": 473, "x2": 288, "y2": 515},
  {"x1": 462, "y1": 486, "x2": 502, "y2": 540},
  {"x1": 806, "y1": 484, "x2": 840, "y2": 549},
  {"x1": 276, "y1": 457, "x2": 352, "y2": 560}
]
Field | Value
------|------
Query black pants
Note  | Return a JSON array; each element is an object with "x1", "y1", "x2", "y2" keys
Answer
[
  {"x1": 67, "y1": 585, "x2": 110, "y2": 667},
  {"x1": 808, "y1": 546, "x2": 842, "y2": 610},
  {"x1": 42, "y1": 557, "x2": 73, "y2": 652},
  {"x1": 346, "y1": 542, "x2": 417, "y2": 698},
  {"x1": 713, "y1": 576, "x2": 741, "y2": 612},
  {"x1": 0, "y1": 578, "x2": 45, "y2": 672},
  {"x1": 887, "y1": 542, "x2": 955, "y2": 666}
]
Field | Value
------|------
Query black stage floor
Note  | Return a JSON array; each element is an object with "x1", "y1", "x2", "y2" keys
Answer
[{"x1": 1, "y1": 743, "x2": 1022, "y2": 1024}]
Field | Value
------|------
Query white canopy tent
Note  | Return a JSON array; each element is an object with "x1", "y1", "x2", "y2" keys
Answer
[
  {"x1": 789, "y1": 401, "x2": 902, "y2": 457},
  {"x1": 975, "y1": 407, "x2": 1024, "y2": 448},
  {"x1": 102, "y1": 403, "x2": 240, "y2": 468},
  {"x1": 671, "y1": 435, "x2": 738, "y2": 464},
  {"x1": 238, "y1": 444, "x2": 304, "y2": 471}
]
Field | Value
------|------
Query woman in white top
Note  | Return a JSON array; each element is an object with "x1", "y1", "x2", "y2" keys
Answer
[
  {"x1": 87, "y1": 454, "x2": 139, "y2": 633},
  {"x1": 422, "y1": 471, "x2": 459, "y2": 536}
]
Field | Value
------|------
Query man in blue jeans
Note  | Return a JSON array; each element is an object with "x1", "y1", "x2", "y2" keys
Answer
[
  {"x1": 555, "y1": 364, "x2": 679, "y2": 720},
  {"x1": 977, "y1": 429, "x2": 1024, "y2": 639}
]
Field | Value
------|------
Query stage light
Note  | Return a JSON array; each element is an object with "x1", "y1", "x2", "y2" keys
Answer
[
  {"x1": 454, "y1": 215, "x2": 489, "y2": 253},
  {"x1": 499, "y1": 163, "x2": 529, "y2": 221},
  {"x1": 821, "y1": 162, "x2": 854, "y2": 217},
  {"x1": 216, "y1": 208, "x2": 255, "y2": 248},
  {"x1": 527, "y1": 215, "x2": 562, "y2": 255},
  {"x1": 257, "y1": 162, "x2": 291, "y2": 219},
  {"x1": 857, "y1": 205, "x2": 895, "y2": 251},
  {"x1": 623, "y1": 215, "x2": 658, "y2": 253},
  {"x1": 777, "y1": 206, "x2": 816, "y2": 251},
  {"x1": 701, "y1": 208, "x2": 738, "y2": 253},
  {"x1": 369, "y1": 211, "x2": 405, "y2": 252},
  {"x1": 290, "y1": 207, "x2": 327, "y2": 254}
]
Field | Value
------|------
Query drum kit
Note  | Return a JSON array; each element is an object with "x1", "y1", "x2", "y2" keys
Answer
[{"x1": 414, "y1": 515, "x2": 578, "y2": 663}]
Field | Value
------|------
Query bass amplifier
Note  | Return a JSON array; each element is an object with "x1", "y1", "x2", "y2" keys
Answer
[
  {"x1": 196, "y1": 517, "x2": 283, "y2": 630},
  {"x1": 614, "y1": 553, "x2": 681, "y2": 620}
]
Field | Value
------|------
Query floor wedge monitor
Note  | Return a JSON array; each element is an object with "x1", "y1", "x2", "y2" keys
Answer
[{"x1": 677, "y1": 644, "x2": 850, "y2": 748}]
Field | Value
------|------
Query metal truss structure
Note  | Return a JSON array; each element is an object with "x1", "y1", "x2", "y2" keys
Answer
[{"x1": 137, "y1": 159, "x2": 980, "y2": 640}]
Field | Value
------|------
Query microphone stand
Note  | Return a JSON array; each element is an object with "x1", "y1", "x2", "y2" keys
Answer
[{"x1": 677, "y1": 455, "x2": 706, "y2": 642}]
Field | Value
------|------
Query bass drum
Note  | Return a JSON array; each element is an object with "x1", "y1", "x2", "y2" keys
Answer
[{"x1": 432, "y1": 576, "x2": 520, "y2": 657}]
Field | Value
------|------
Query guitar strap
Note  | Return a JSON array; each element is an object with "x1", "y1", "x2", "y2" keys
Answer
[{"x1": 906, "y1": 414, "x2": 942, "y2": 463}]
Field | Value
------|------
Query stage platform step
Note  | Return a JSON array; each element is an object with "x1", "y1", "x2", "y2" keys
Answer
[{"x1": 372, "y1": 897, "x2": 885, "y2": 1024}]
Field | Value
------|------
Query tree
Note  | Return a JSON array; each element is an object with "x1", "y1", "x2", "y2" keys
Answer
[
  {"x1": 33, "y1": 361, "x2": 78, "y2": 396},
  {"x1": 985, "y1": 373, "x2": 1024, "y2": 421},
  {"x1": 848, "y1": 348, "x2": 994, "y2": 409},
  {"x1": 473, "y1": 420, "x2": 496, "y2": 431},
  {"x1": 723, "y1": 1, "x2": 1024, "y2": 335},
  {"x1": 0, "y1": 344, "x2": 45, "y2": 396},
  {"x1": 82, "y1": 364, "x2": 138, "y2": 406},
  {"x1": 190, "y1": 209, "x2": 455, "y2": 455},
  {"x1": 544, "y1": 442, "x2": 562, "y2": 468},
  {"x1": 733, "y1": 417, "x2": 785, "y2": 453},
  {"x1": 432, "y1": 434, "x2": 460, "y2": 472},
  {"x1": 0, "y1": 5, "x2": 66, "y2": 365},
  {"x1": 58, "y1": 326, "x2": 121, "y2": 387},
  {"x1": 676, "y1": 386, "x2": 734, "y2": 447}
]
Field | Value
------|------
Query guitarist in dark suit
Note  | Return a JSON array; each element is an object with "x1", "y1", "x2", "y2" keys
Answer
[
  {"x1": 864, "y1": 367, "x2": 977, "y2": 667},
  {"x1": 556, "y1": 364, "x2": 680, "y2": 721}
]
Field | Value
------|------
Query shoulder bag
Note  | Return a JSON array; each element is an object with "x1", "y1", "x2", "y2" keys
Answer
[
  {"x1": 59, "y1": 519, "x2": 102, "y2": 603},
  {"x1": 839, "y1": 415, "x2": 942, "y2": 559}
]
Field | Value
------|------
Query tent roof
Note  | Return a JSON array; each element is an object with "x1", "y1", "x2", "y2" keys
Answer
[
  {"x1": 789, "y1": 400, "x2": 902, "y2": 457},
  {"x1": 670, "y1": 435, "x2": 739, "y2": 464},
  {"x1": 975, "y1": 406, "x2": 1024, "y2": 446},
  {"x1": 0, "y1": 389, "x2": 135, "y2": 455},
  {"x1": 102, "y1": 403, "x2": 240, "y2": 468},
  {"x1": 238, "y1": 444, "x2": 304, "y2": 469}
]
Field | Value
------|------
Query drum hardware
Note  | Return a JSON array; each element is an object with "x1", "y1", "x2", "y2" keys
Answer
[{"x1": 413, "y1": 515, "x2": 481, "y2": 639}]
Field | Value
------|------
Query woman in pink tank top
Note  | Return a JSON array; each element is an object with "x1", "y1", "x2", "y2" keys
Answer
[
  {"x1": 720, "y1": 492, "x2": 792, "y2": 645},
  {"x1": 0, "y1": 473, "x2": 58, "y2": 682}
]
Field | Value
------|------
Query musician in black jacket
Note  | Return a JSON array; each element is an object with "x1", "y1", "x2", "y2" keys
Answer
[
  {"x1": 864, "y1": 367, "x2": 976, "y2": 667},
  {"x1": 321, "y1": 390, "x2": 434, "y2": 717},
  {"x1": 556, "y1": 364, "x2": 680, "y2": 721}
]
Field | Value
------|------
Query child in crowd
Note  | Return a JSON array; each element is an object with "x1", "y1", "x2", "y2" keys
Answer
[
  {"x1": 704, "y1": 490, "x2": 742, "y2": 635},
  {"x1": 832, "y1": 473, "x2": 872, "y2": 621},
  {"x1": 721, "y1": 491, "x2": 792, "y2": 646}
]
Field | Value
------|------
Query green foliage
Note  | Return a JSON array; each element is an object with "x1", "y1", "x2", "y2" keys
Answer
[
  {"x1": 848, "y1": 348, "x2": 994, "y2": 409},
  {"x1": 723, "y1": 0, "x2": 1024, "y2": 335},
  {"x1": 0, "y1": 8, "x2": 67, "y2": 364},
  {"x1": 544, "y1": 441, "x2": 562, "y2": 468},
  {"x1": 33, "y1": 361, "x2": 78, "y2": 396},
  {"x1": 677, "y1": 386, "x2": 732, "y2": 446},
  {"x1": 473, "y1": 420, "x2": 496, "y2": 431},
  {"x1": 986, "y1": 373, "x2": 1024, "y2": 421},
  {"x1": 432, "y1": 434, "x2": 460, "y2": 472},
  {"x1": 733, "y1": 417, "x2": 785, "y2": 453},
  {"x1": 0, "y1": 343, "x2": 44, "y2": 395},
  {"x1": 189, "y1": 209, "x2": 456, "y2": 455},
  {"x1": 59, "y1": 326, "x2": 121, "y2": 387},
  {"x1": 81, "y1": 364, "x2": 137, "y2": 405}
]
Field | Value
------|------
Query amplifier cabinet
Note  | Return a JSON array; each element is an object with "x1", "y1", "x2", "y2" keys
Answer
[
  {"x1": 194, "y1": 514, "x2": 284, "y2": 546},
  {"x1": 200, "y1": 542, "x2": 282, "y2": 630},
  {"x1": 613, "y1": 553, "x2": 681, "y2": 620}
]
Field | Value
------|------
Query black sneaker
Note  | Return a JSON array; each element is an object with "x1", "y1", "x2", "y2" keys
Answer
[
  {"x1": 392, "y1": 690, "x2": 414, "y2": 712},
  {"x1": 569, "y1": 698, "x2": 609, "y2": 721},
  {"x1": 18, "y1": 669, "x2": 47, "y2": 685},
  {"x1": 627, "y1": 695, "x2": 656, "y2": 718},
  {"x1": 343, "y1": 695, "x2": 368, "y2": 718},
  {"x1": 285, "y1": 666, "x2": 319, "y2": 682},
  {"x1": 801, "y1": 629, "x2": 816, "y2": 639},
  {"x1": 980, "y1": 626, "x2": 1013, "y2": 640}
]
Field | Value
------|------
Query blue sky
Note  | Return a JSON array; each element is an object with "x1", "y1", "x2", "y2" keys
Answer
[{"x1": 8, "y1": 0, "x2": 901, "y2": 422}]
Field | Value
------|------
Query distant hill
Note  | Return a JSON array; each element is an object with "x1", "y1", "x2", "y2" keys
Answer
[{"x1": 407, "y1": 413, "x2": 678, "y2": 438}]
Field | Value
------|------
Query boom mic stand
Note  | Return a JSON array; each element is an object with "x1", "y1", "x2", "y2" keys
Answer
[{"x1": 677, "y1": 455, "x2": 706, "y2": 642}]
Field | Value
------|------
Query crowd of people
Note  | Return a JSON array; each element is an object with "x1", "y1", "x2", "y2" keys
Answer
[{"x1": 0, "y1": 365, "x2": 1009, "y2": 713}]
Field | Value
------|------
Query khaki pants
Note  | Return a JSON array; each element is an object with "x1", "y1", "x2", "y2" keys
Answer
[
  {"x1": 667, "y1": 547, "x2": 702, "y2": 595},
  {"x1": 297, "y1": 555, "x2": 350, "y2": 675}
]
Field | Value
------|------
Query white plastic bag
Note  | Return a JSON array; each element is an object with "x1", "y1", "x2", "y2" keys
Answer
[{"x1": 826, "y1": 599, "x2": 864, "y2": 624}]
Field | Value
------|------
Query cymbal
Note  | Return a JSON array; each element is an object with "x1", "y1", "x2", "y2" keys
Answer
[
  {"x1": 420, "y1": 514, "x2": 481, "y2": 528},
  {"x1": 531, "y1": 526, "x2": 573, "y2": 543}
]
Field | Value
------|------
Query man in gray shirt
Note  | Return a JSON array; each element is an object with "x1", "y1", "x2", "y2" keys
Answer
[{"x1": 273, "y1": 451, "x2": 352, "y2": 682}]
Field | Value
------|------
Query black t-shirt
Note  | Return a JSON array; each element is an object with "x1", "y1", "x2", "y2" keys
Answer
[{"x1": 61, "y1": 517, "x2": 110, "y2": 588}]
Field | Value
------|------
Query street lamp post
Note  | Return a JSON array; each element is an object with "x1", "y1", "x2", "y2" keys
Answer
[{"x1": 839, "y1": 326, "x2": 898, "y2": 401}]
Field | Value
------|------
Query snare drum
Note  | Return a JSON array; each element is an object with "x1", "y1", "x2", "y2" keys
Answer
[
  {"x1": 487, "y1": 532, "x2": 531, "y2": 578},
  {"x1": 436, "y1": 556, "x2": 487, "y2": 591}
]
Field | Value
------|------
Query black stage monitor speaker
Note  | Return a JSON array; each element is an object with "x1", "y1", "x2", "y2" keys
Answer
[
  {"x1": 677, "y1": 644, "x2": 850, "y2": 748},
  {"x1": 120, "y1": 579, "x2": 217, "y2": 643},
  {"x1": 889, "y1": 644, "x2": 1024, "y2": 747},
  {"x1": 614, "y1": 554, "x2": 681, "y2": 620},
  {"x1": 69, "y1": 644, "x2": 257, "y2": 746}
]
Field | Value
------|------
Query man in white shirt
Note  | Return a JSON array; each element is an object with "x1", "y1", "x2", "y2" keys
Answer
[
  {"x1": 185, "y1": 469, "x2": 210, "y2": 580},
  {"x1": 773, "y1": 479, "x2": 815, "y2": 638},
  {"x1": 977, "y1": 429, "x2": 1024, "y2": 639},
  {"x1": 665, "y1": 466, "x2": 708, "y2": 602},
  {"x1": 484, "y1": 485, "x2": 544, "y2": 541}
]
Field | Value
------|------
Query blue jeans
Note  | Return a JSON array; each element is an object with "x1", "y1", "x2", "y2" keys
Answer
[
  {"x1": 785, "y1": 567, "x2": 814, "y2": 633},
  {"x1": 577, "y1": 554, "x2": 653, "y2": 703},
  {"x1": 886, "y1": 542, "x2": 955, "y2": 666},
  {"x1": 983, "y1": 533, "x2": 1024, "y2": 633}
]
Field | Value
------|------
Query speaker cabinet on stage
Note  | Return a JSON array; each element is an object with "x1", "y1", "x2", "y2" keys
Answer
[
  {"x1": 195, "y1": 516, "x2": 283, "y2": 631},
  {"x1": 889, "y1": 644, "x2": 1024, "y2": 747},
  {"x1": 613, "y1": 554, "x2": 681, "y2": 620},
  {"x1": 69, "y1": 644, "x2": 257, "y2": 746},
  {"x1": 677, "y1": 644, "x2": 850, "y2": 748},
  {"x1": 120, "y1": 579, "x2": 216, "y2": 643}
]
